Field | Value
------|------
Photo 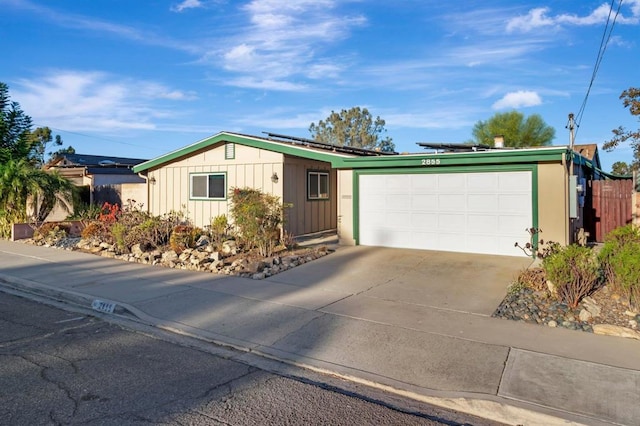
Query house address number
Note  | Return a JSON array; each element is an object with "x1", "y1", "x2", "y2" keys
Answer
[
  {"x1": 92, "y1": 299, "x2": 117, "y2": 314},
  {"x1": 421, "y1": 159, "x2": 441, "y2": 166}
]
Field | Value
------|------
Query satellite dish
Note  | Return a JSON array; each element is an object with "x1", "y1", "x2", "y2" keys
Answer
[{"x1": 98, "y1": 160, "x2": 116, "y2": 166}]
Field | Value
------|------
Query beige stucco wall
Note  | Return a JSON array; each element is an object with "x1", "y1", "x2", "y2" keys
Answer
[
  {"x1": 337, "y1": 169, "x2": 355, "y2": 245},
  {"x1": 282, "y1": 156, "x2": 336, "y2": 236},
  {"x1": 536, "y1": 162, "x2": 569, "y2": 246},
  {"x1": 121, "y1": 183, "x2": 148, "y2": 208},
  {"x1": 146, "y1": 143, "x2": 284, "y2": 229}
]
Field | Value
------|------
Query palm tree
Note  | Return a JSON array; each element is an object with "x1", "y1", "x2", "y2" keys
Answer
[{"x1": 0, "y1": 159, "x2": 74, "y2": 237}]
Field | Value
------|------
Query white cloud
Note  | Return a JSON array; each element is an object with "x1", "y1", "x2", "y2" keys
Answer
[
  {"x1": 12, "y1": 70, "x2": 194, "y2": 132},
  {"x1": 205, "y1": 0, "x2": 366, "y2": 90},
  {"x1": 507, "y1": 1, "x2": 640, "y2": 33},
  {"x1": 492, "y1": 91, "x2": 542, "y2": 109},
  {"x1": 171, "y1": 0, "x2": 203, "y2": 13}
]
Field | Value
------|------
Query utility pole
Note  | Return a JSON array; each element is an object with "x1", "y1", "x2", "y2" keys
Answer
[{"x1": 567, "y1": 113, "x2": 575, "y2": 151}]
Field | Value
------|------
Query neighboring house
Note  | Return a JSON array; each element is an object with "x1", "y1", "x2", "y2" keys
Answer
[
  {"x1": 44, "y1": 154, "x2": 148, "y2": 220},
  {"x1": 133, "y1": 131, "x2": 610, "y2": 257}
]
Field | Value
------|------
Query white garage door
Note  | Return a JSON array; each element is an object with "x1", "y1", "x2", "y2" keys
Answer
[{"x1": 358, "y1": 171, "x2": 532, "y2": 256}]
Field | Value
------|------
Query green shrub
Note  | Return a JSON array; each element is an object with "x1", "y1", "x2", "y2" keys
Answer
[
  {"x1": 599, "y1": 225, "x2": 640, "y2": 308},
  {"x1": 111, "y1": 222, "x2": 127, "y2": 252},
  {"x1": 169, "y1": 225, "x2": 195, "y2": 254},
  {"x1": 542, "y1": 244, "x2": 600, "y2": 308},
  {"x1": 228, "y1": 187, "x2": 288, "y2": 257}
]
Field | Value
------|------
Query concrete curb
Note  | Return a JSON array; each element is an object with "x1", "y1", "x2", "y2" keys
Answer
[{"x1": 0, "y1": 274, "x2": 605, "y2": 426}]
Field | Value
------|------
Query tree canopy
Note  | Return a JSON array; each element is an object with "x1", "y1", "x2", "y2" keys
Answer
[
  {"x1": 603, "y1": 87, "x2": 640, "y2": 171},
  {"x1": 0, "y1": 82, "x2": 69, "y2": 166},
  {"x1": 0, "y1": 82, "x2": 73, "y2": 236},
  {"x1": 611, "y1": 161, "x2": 632, "y2": 176},
  {"x1": 470, "y1": 111, "x2": 555, "y2": 148},
  {"x1": 309, "y1": 107, "x2": 395, "y2": 152}
]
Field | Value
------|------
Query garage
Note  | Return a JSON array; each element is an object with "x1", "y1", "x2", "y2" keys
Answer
[{"x1": 357, "y1": 171, "x2": 533, "y2": 256}]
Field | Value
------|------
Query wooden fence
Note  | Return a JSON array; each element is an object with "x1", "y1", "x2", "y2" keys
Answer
[{"x1": 591, "y1": 179, "x2": 634, "y2": 242}]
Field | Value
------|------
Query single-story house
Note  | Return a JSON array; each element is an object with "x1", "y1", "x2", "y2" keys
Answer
[
  {"x1": 46, "y1": 153, "x2": 148, "y2": 206},
  {"x1": 133, "y1": 131, "x2": 607, "y2": 257},
  {"x1": 42, "y1": 153, "x2": 148, "y2": 221}
]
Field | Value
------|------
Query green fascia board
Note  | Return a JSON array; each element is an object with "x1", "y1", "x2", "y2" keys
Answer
[
  {"x1": 133, "y1": 132, "x2": 355, "y2": 173},
  {"x1": 339, "y1": 147, "x2": 568, "y2": 169},
  {"x1": 133, "y1": 133, "x2": 569, "y2": 174}
]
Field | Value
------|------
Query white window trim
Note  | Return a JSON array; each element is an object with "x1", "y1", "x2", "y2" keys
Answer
[{"x1": 190, "y1": 172, "x2": 226, "y2": 200}]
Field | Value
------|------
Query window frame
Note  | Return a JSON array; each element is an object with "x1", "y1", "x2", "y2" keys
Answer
[
  {"x1": 189, "y1": 172, "x2": 227, "y2": 201},
  {"x1": 307, "y1": 170, "x2": 330, "y2": 201}
]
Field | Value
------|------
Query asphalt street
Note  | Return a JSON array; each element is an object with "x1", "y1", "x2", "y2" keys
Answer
[{"x1": 0, "y1": 292, "x2": 501, "y2": 426}]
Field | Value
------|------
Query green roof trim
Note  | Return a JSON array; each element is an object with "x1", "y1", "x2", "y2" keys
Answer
[
  {"x1": 133, "y1": 132, "x2": 572, "y2": 174},
  {"x1": 339, "y1": 147, "x2": 569, "y2": 169},
  {"x1": 133, "y1": 132, "x2": 354, "y2": 173}
]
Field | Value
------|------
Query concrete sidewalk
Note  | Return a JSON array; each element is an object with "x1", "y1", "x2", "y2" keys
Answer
[{"x1": 0, "y1": 240, "x2": 638, "y2": 426}]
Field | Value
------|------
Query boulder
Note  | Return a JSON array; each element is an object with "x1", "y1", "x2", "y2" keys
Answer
[
  {"x1": 245, "y1": 260, "x2": 266, "y2": 274},
  {"x1": 131, "y1": 243, "x2": 144, "y2": 257},
  {"x1": 593, "y1": 324, "x2": 640, "y2": 340},
  {"x1": 162, "y1": 250, "x2": 179, "y2": 263},
  {"x1": 578, "y1": 309, "x2": 592, "y2": 322},
  {"x1": 222, "y1": 240, "x2": 237, "y2": 255},
  {"x1": 581, "y1": 296, "x2": 601, "y2": 318}
]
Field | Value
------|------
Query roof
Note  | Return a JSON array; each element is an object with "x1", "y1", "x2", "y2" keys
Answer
[
  {"x1": 133, "y1": 131, "x2": 392, "y2": 173},
  {"x1": 134, "y1": 131, "x2": 575, "y2": 174},
  {"x1": 47, "y1": 153, "x2": 147, "y2": 169},
  {"x1": 573, "y1": 144, "x2": 598, "y2": 161}
]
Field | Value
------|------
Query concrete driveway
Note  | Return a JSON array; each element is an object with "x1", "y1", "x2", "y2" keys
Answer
[{"x1": 267, "y1": 246, "x2": 534, "y2": 316}]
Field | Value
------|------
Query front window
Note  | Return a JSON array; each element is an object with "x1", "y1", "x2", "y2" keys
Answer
[
  {"x1": 308, "y1": 171, "x2": 329, "y2": 200},
  {"x1": 190, "y1": 173, "x2": 226, "y2": 200}
]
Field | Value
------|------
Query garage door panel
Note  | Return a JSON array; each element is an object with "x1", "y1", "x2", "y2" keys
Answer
[
  {"x1": 359, "y1": 171, "x2": 533, "y2": 257},
  {"x1": 411, "y1": 213, "x2": 439, "y2": 229},
  {"x1": 411, "y1": 174, "x2": 439, "y2": 189},
  {"x1": 468, "y1": 214, "x2": 499, "y2": 232},
  {"x1": 498, "y1": 194, "x2": 531, "y2": 212},
  {"x1": 469, "y1": 173, "x2": 498, "y2": 189},
  {"x1": 439, "y1": 194, "x2": 466, "y2": 210},
  {"x1": 387, "y1": 194, "x2": 412, "y2": 209},
  {"x1": 386, "y1": 175, "x2": 412, "y2": 192},
  {"x1": 438, "y1": 213, "x2": 466, "y2": 231},
  {"x1": 499, "y1": 172, "x2": 530, "y2": 191},
  {"x1": 438, "y1": 174, "x2": 467, "y2": 190},
  {"x1": 412, "y1": 194, "x2": 439, "y2": 210}
]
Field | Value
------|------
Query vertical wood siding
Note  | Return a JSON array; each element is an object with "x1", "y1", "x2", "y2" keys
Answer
[
  {"x1": 146, "y1": 144, "x2": 283, "y2": 229},
  {"x1": 283, "y1": 155, "x2": 337, "y2": 236}
]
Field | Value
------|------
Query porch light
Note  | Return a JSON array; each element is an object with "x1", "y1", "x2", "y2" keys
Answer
[{"x1": 271, "y1": 172, "x2": 279, "y2": 183}]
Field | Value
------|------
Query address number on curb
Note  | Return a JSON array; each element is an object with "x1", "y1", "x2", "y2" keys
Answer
[
  {"x1": 92, "y1": 299, "x2": 116, "y2": 314},
  {"x1": 421, "y1": 159, "x2": 441, "y2": 166}
]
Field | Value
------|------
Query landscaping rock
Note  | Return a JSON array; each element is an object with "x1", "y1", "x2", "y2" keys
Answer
[
  {"x1": 593, "y1": 324, "x2": 640, "y2": 340},
  {"x1": 222, "y1": 240, "x2": 237, "y2": 255},
  {"x1": 579, "y1": 309, "x2": 592, "y2": 322},
  {"x1": 582, "y1": 296, "x2": 601, "y2": 318},
  {"x1": 162, "y1": 250, "x2": 178, "y2": 263},
  {"x1": 131, "y1": 244, "x2": 144, "y2": 257}
]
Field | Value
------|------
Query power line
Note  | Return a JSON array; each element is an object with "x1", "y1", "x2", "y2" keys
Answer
[
  {"x1": 573, "y1": 0, "x2": 623, "y2": 139},
  {"x1": 32, "y1": 123, "x2": 164, "y2": 153}
]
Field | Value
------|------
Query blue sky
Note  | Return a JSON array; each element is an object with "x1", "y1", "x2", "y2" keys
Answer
[{"x1": 1, "y1": 0, "x2": 639, "y2": 171}]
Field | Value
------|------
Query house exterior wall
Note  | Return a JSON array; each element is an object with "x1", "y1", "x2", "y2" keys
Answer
[
  {"x1": 283, "y1": 155, "x2": 337, "y2": 236},
  {"x1": 121, "y1": 183, "x2": 148, "y2": 207},
  {"x1": 337, "y1": 169, "x2": 355, "y2": 245},
  {"x1": 93, "y1": 174, "x2": 145, "y2": 186},
  {"x1": 536, "y1": 162, "x2": 569, "y2": 246},
  {"x1": 146, "y1": 143, "x2": 284, "y2": 229}
]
